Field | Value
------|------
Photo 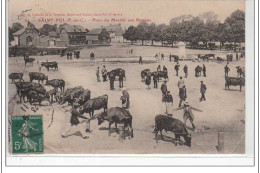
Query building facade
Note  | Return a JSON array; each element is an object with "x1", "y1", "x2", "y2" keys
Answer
[
  {"x1": 59, "y1": 24, "x2": 88, "y2": 45},
  {"x1": 103, "y1": 24, "x2": 125, "y2": 43},
  {"x1": 86, "y1": 28, "x2": 111, "y2": 45}
]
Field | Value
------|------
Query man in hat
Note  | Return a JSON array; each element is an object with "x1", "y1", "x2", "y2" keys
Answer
[
  {"x1": 119, "y1": 71, "x2": 124, "y2": 88},
  {"x1": 173, "y1": 101, "x2": 202, "y2": 130},
  {"x1": 165, "y1": 91, "x2": 173, "y2": 116},
  {"x1": 153, "y1": 72, "x2": 158, "y2": 88},
  {"x1": 109, "y1": 73, "x2": 115, "y2": 90},
  {"x1": 200, "y1": 81, "x2": 207, "y2": 101},
  {"x1": 202, "y1": 64, "x2": 206, "y2": 77},
  {"x1": 120, "y1": 90, "x2": 130, "y2": 109},
  {"x1": 61, "y1": 103, "x2": 89, "y2": 139},
  {"x1": 101, "y1": 65, "x2": 107, "y2": 82},
  {"x1": 174, "y1": 63, "x2": 180, "y2": 76},
  {"x1": 177, "y1": 76, "x2": 185, "y2": 95},
  {"x1": 96, "y1": 67, "x2": 100, "y2": 82},
  {"x1": 145, "y1": 72, "x2": 151, "y2": 89},
  {"x1": 183, "y1": 65, "x2": 188, "y2": 78},
  {"x1": 161, "y1": 80, "x2": 168, "y2": 102},
  {"x1": 224, "y1": 64, "x2": 230, "y2": 77},
  {"x1": 179, "y1": 85, "x2": 187, "y2": 107},
  {"x1": 139, "y1": 56, "x2": 143, "y2": 64}
]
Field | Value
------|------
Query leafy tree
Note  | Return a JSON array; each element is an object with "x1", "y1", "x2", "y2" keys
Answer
[
  {"x1": 123, "y1": 26, "x2": 138, "y2": 45},
  {"x1": 136, "y1": 22, "x2": 150, "y2": 45},
  {"x1": 9, "y1": 22, "x2": 24, "y2": 43}
]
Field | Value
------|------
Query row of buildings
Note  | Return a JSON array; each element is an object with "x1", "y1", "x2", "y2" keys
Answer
[{"x1": 11, "y1": 22, "x2": 125, "y2": 47}]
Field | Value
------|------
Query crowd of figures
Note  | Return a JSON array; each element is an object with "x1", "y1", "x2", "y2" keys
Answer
[{"x1": 9, "y1": 49, "x2": 245, "y2": 147}]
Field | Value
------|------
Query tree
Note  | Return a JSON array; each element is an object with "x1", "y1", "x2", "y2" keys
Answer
[
  {"x1": 123, "y1": 26, "x2": 138, "y2": 45},
  {"x1": 224, "y1": 10, "x2": 245, "y2": 43},
  {"x1": 149, "y1": 23, "x2": 157, "y2": 46},
  {"x1": 156, "y1": 24, "x2": 168, "y2": 46},
  {"x1": 39, "y1": 24, "x2": 58, "y2": 36},
  {"x1": 136, "y1": 22, "x2": 150, "y2": 45},
  {"x1": 9, "y1": 22, "x2": 24, "y2": 43}
]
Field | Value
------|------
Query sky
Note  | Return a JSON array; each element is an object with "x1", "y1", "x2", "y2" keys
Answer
[{"x1": 8, "y1": 0, "x2": 245, "y2": 29}]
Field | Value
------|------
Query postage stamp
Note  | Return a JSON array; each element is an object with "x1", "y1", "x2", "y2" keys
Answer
[{"x1": 11, "y1": 115, "x2": 43, "y2": 154}]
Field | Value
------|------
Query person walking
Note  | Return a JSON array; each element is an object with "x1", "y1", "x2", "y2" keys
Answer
[
  {"x1": 169, "y1": 54, "x2": 172, "y2": 62},
  {"x1": 173, "y1": 101, "x2": 202, "y2": 130},
  {"x1": 145, "y1": 73, "x2": 151, "y2": 89},
  {"x1": 178, "y1": 85, "x2": 187, "y2": 107},
  {"x1": 101, "y1": 65, "x2": 107, "y2": 82},
  {"x1": 200, "y1": 81, "x2": 207, "y2": 101},
  {"x1": 224, "y1": 64, "x2": 230, "y2": 77},
  {"x1": 109, "y1": 74, "x2": 115, "y2": 90},
  {"x1": 119, "y1": 72, "x2": 124, "y2": 88},
  {"x1": 153, "y1": 72, "x2": 158, "y2": 88},
  {"x1": 61, "y1": 103, "x2": 89, "y2": 139},
  {"x1": 202, "y1": 64, "x2": 206, "y2": 77},
  {"x1": 157, "y1": 65, "x2": 161, "y2": 72},
  {"x1": 69, "y1": 51, "x2": 73, "y2": 60},
  {"x1": 177, "y1": 76, "x2": 185, "y2": 96},
  {"x1": 66, "y1": 51, "x2": 69, "y2": 60},
  {"x1": 236, "y1": 53, "x2": 239, "y2": 61},
  {"x1": 183, "y1": 65, "x2": 188, "y2": 78},
  {"x1": 139, "y1": 56, "x2": 143, "y2": 64},
  {"x1": 161, "y1": 80, "x2": 168, "y2": 102},
  {"x1": 96, "y1": 67, "x2": 100, "y2": 82},
  {"x1": 120, "y1": 90, "x2": 130, "y2": 109},
  {"x1": 165, "y1": 91, "x2": 173, "y2": 116},
  {"x1": 174, "y1": 63, "x2": 180, "y2": 76},
  {"x1": 163, "y1": 65, "x2": 168, "y2": 72}
]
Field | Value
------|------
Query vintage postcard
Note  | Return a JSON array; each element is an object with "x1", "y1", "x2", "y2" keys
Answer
[{"x1": 7, "y1": 0, "x2": 248, "y2": 158}]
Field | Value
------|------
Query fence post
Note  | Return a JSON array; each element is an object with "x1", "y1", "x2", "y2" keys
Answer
[{"x1": 217, "y1": 131, "x2": 225, "y2": 152}]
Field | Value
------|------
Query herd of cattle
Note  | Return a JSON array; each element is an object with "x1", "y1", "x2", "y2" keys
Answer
[{"x1": 8, "y1": 51, "x2": 245, "y2": 147}]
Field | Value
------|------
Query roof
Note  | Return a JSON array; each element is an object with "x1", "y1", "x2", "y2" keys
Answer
[
  {"x1": 103, "y1": 24, "x2": 124, "y2": 36},
  {"x1": 13, "y1": 28, "x2": 26, "y2": 36},
  {"x1": 87, "y1": 28, "x2": 103, "y2": 35},
  {"x1": 62, "y1": 24, "x2": 87, "y2": 33}
]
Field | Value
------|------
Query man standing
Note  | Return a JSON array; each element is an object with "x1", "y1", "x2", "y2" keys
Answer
[
  {"x1": 145, "y1": 73, "x2": 151, "y2": 90},
  {"x1": 224, "y1": 64, "x2": 230, "y2": 77},
  {"x1": 169, "y1": 54, "x2": 172, "y2": 62},
  {"x1": 179, "y1": 85, "x2": 187, "y2": 107},
  {"x1": 139, "y1": 56, "x2": 143, "y2": 64},
  {"x1": 120, "y1": 90, "x2": 130, "y2": 109},
  {"x1": 236, "y1": 52, "x2": 239, "y2": 61},
  {"x1": 200, "y1": 81, "x2": 207, "y2": 101},
  {"x1": 61, "y1": 103, "x2": 89, "y2": 139},
  {"x1": 165, "y1": 91, "x2": 173, "y2": 116},
  {"x1": 153, "y1": 72, "x2": 158, "y2": 88},
  {"x1": 202, "y1": 64, "x2": 206, "y2": 77},
  {"x1": 174, "y1": 63, "x2": 180, "y2": 76},
  {"x1": 183, "y1": 65, "x2": 188, "y2": 78},
  {"x1": 109, "y1": 74, "x2": 115, "y2": 90},
  {"x1": 66, "y1": 51, "x2": 69, "y2": 60},
  {"x1": 119, "y1": 72, "x2": 124, "y2": 88},
  {"x1": 161, "y1": 80, "x2": 168, "y2": 102},
  {"x1": 69, "y1": 51, "x2": 73, "y2": 60},
  {"x1": 177, "y1": 77, "x2": 185, "y2": 95},
  {"x1": 101, "y1": 65, "x2": 107, "y2": 82},
  {"x1": 157, "y1": 65, "x2": 161, "y2": 72},
  {"x1": 173, "y1": 101, "x2": 202, "y2": 130},
  {"x1": 163, "y1": 65, "x2": 168, "y2": 72},
  {"x1": 161, "y1": 53, "x2": 164, "y2": 60},
  {"x1": 96, "y1": 67, "x2": 100, "y2": 82}
]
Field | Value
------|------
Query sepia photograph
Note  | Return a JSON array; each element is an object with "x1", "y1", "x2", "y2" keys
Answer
[{"x1": 6, "y1": 0, "x2": 248, "y2": 157}]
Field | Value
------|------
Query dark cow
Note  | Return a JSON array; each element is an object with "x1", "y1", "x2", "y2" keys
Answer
[
  {"x1": 151, "y1": 71, "x2": 168, "y2": 81},
  {"x1": 15, "y1": 82, "x2": 47, "y2": 104},
  {"x1": 79, "y1": 94, "x2": 108, "y2": 118},
  {"x1": 96, "y1": 107, "x2": 133, "y2": 138},
  {"x1": 27, "y1": 90, "x2": 49, "y2": 105},
  {"x1": 75, "y1": 89, "x2": 91, "y2": 106},
  {"x1": 29, "y1": 72, "x2": 48, "y2": 84},
  {"x1": 41, "y1": 61, "x2": 58, "y2": 71},
  {"x1": 59, "y1": 86, "x2": 84, "y2": 106},
  {"x1": 107, "y1": 68, "x2": 126, "y2": 80},
  {"x1": 47, "y1": 88, "x2": 59, "y2": 103},
  {"x1": 24, "y1": 58, "x2": 35, "y2": 67},
  {"x1": 9, "y1": 73, "x2": 24, "y2": 83},
  {"x1": 171, "y1": 55, "x2": 179, "y2": 62},
  {"x1": 154, "y1": 114, "x2": 191, "y2": 147},
  {"x1": 195, "y1": 66, "x2": 202, "y2": 77},
  {"x1": 216, "y1": 57, "x2": 224, "y2": 63},
  {"x1": 225, "y1": 77, "x2": 245, "y2": 91},
  {"x1": 141, "y1": 69, "x2": 150, "y2": 82},
  {"x1": 46, "y1": 79, "x2": 65, "y2": 92}
]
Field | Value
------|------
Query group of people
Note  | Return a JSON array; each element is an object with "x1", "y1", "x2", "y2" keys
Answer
[
  {"x1": 66, "y1": 51, "x2": 73, "y2": 60},
  {"x1": 155, "y1": 53, "x2": 165, "y2": 61}
]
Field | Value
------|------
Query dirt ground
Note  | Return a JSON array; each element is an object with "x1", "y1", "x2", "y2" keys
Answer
[{"x1": 8, "y1": 43, "x2": 245, "y2": 154}]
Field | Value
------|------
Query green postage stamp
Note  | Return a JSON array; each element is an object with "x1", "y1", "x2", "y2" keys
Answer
[{"x1": 11, "y1": 115, "x2": 43, "y2": 154}]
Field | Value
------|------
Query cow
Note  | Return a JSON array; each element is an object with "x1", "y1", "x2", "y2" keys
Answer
[
  {"x1": 59, "y1": 86, "x2": 84, "y2": 106},
  {"x1": 45, "y1": 79, "x2": 65, "y2": 92},
  {"x1": 27, "y1": 90, "x2": 49, "y2": 105},
  {"x1": 9, "y1": 73, "x2": 24, "y2": 83},
  {"x1": 41, "y1": 61, "x2": 58, "y2": 71},
  {"x1": 107, "y1": 68, "x2": 126, "y2": 80},
  {"x1": 74, "y1": 89, "x2": 91, "y2": 106},
  {"x1": 216, "y1": 57, "x2": 224, "y2": 63},
  {"x1": 141, "y1": 69, "x2": 150, "y2": 82},
  {"x1": 46, "y1": 88, "x2": 59, "y2": 103},
  {"x1": 24, "y1": 58, "x2": 35, "y2": 67},
  {"x1": 195, "y1": 66, "x2": 202, "y2": 77},
  {"x1": 151, "y1": 71, "x2": 168, "y2": 81},
  {"x1": 171, "y1": 55, "x2": 179, "y2": 62},
  {"x1": 96, "y1": 107, "x2": 133, "y2": 138},
  {"x1": 154, "y1": 114, "x2": 191, "y2": 147},
  {"x1": 15, "y1": 82, "x2": 47, "y2": 104},
  {"x1": 79, "y1": 94, "x2": 108, "y2": 119},
  {"x1": 29, "y1": 72, "x2": 48, "y2": 84},
  {"x1": 225, "y1": 77, "x2": 245, "y2": 91}
]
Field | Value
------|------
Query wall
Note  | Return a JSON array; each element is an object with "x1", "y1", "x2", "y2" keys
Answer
[{"x1": 19, "y1": 30, "x2": 40, "y2": 46}]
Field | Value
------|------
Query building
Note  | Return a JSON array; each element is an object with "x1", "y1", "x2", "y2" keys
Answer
[
  {"x1": 12, "y1": 22, "x2": 40, "y2": 47},
  {"x1": 103, "y1": 24, "x2": 124, "y2": 43},
  {"x1": 59, "y1": 24, "x2": 88, "y2": 45},
  {"x1": 86, "y1": 28, "x2": 110, "y2": 45}
]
